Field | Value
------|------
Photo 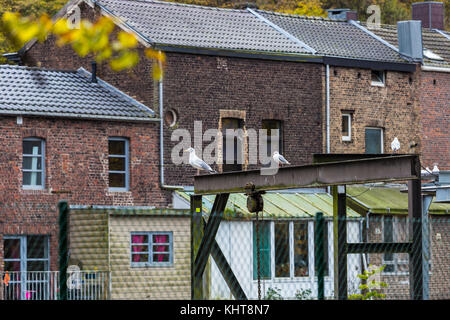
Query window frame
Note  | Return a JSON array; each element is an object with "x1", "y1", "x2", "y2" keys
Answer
[
  {"x1": 108, "y1": 137, "x2": 129, "y2": 192},
  {"x1": 22, "y1": 138, "x2": 45, "y2": 190},
  {"x1": 365, "y1": 127, "x2": 384, "y2": 154},
  {"x1": 341, "y1": 113, "x2": 352, "y2": 142},
  {"x1": 371, "y1": 70, "x2": 386, "y2": 87},
  {"x1": 382, "y1": 216, "x2": 409, "y2": 275},
  {"x1": 3, "y1": 235, "x2": 50, "y2": 272},
  {"x1": 130, "y1": 232, "x2": 173, "y2": 267}
]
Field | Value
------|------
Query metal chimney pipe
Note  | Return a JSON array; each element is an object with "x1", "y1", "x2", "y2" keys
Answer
[{"x1": 91, "y1": 61, "x2": 97, "y2": 83}]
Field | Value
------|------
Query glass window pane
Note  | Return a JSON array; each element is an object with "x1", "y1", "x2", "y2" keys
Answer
[
  {"x1": 384, "y1": 217, "x2": 394, "y2": 242},
  {"x1": 294, "y1": 222, "x2": 308, "y2": 277},
  {"x1": 275, "y1": 222, "x2": 290, "y2": 278},
  {"x1": 4, "y1": 239, "x2": 21, "y2": 259},
  {"x1": 152, "y1": 245, "x2": 169, "y2": 253},
  {"x1": 23, "y1": 157, "x2": 42, "y2": 170},
  {"x1": 342, "y1": 115, "x2": 349, "y2": 136},
  {"x1": 27, "y1": 260, "x2": 47, "y2": 271},
  {"x1": 109, "y1": 173, "x2": 126, "y2": 188},
  {"x1": 132, "y1": 254, "x2": 148, "y2": 263},
  {"x1": 109, "y1": 140, "x2": 125, "y2": 155},
  {"x1": 109, "y1": 157, "x2": 125, "y2": 172},
  {"x1": 384, "y1": 264, "x2": 394, "y2": 273},
  {"x1": 5, "y1": 260, "x2": 21, "y2": 272},
  {"x1": 131, "y1": 245, "x2": 148, "y2": 253},
  {"x1": 153, "y1": 234, "x2": 169, "y2": 244},
  {"x1": 23, "y1": 140, "x2": 42, "y2": 155},
  {"x1": 365, "y1": 128, "x2": 382, "y2": 154},
  {"x1": 153, "y1": 254, "x2": 169, "y2": 263},
  {"x1": 131, "y1": 234, "x2": 148, "y2": 244},
  {"x1": 27, "y1": 236, "x2": 48, "y2": 259},
  {"x1": 23, "y1": 172, "x2": 42, "y2": 186},
  {"x1": 253, "y1": 222, "x2": 271, "y2": 280}
]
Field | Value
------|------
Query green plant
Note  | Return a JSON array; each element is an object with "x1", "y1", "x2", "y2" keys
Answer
[
  {"x1": 348, "y1": 265, "x2": 388, "y2": 300},
  {"x1": 295, "y1": 288, "x2": 312, "y2": 300},
  {"x1": 264, "y1": 287, "x2": 283, "y2": 300}
]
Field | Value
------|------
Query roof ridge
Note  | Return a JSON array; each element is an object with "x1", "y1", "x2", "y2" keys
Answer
[
  {"x1": 102, "y1": 0, "x2": 248, "y2": 13},
  {"x1": 0, "y1": 64, "x2": 78, "y2": 74},
  {"x1": 254, "y1": 8, "x2": 345, "y2": 22}
]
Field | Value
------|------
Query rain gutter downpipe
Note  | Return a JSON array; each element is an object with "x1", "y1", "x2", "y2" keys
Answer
[{"x1": 326, "y1": 64, "x2": 330, "y2": 154}]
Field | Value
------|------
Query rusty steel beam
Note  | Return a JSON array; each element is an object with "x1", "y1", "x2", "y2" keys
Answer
[{"x1": 194, "y1": 155, "x2": 420, "y2": 195}]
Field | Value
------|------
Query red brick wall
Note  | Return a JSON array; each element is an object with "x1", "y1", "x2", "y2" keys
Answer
[
  {"x1": 328, "y1": 66, "x2": 421, "y2": 156},
  {"x1": 0, "y1": 116, "x2": 171, "y2": 271},
  {"x1": 23, "y1": 2, "x2": 324, "y2": 186},
  {"x1": 419, "y1": 70, "x2": 450, "y2": 170}
]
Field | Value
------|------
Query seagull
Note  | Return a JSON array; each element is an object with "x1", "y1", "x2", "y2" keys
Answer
[
  {"x1": 391, "y1": 137, "x2": 400, "y2": 153},
  {"x1": 273, "y1": 151, "x2": 290, "y2": 166},
  {"x1": 185, "y1": 147, "x2": 217, "y2": 173},
  {"x1": 432, "y1": 165, "x2": 439, "y2": 174}
]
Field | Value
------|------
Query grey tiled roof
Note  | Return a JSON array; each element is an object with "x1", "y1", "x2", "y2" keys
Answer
[
  {"x1": 360, "y1": 23, "x2": 450, "y2": 68},
  {"x1": 0, "y1": 65, "x2": 155, "y2": 120},
  {"x1": 97, "y1": 0, "x2": 310, "y2": 55},
  {"x1": 256, "y1": 10, "x2": 406, "y2": 63}
]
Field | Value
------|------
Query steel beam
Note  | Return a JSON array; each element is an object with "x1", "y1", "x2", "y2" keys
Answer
[
  {"x1": 346, "y1": 242, "x2": 413, "y2": 254},
  {"x1": 409, "y1": 179, "x2": 423, "y2": 300},
  {"x1": 194, "y1": 155, "x2": 419, "y2": 195},
  {"x1": 193, "y1": 193, "x2": 229, "y2": 296},
  {"x1": 191, "y1": 195, "x2": 203, "y2": 299}
]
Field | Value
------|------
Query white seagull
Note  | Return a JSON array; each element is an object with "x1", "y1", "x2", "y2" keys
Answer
[
  {"x1": 432, "y1": 165, "x2": 439, "y2": 174},
  {"x1": 391, "y1": 137, "x2": 400, "y2": 153},
  {"x1": 273, "y1": 151, "x2": 290, "y2": 166},
  {"x1": 185, "y1": 147, "x2": 217, "y2": 173}
]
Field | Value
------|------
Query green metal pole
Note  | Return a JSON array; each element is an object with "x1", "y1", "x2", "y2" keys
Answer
[
  {"x1": 315, "y1": 212, "x2": 325, "y2": 300},
  {"x1": 58, "y1": 200, "x2": 69, "y2": 300}
]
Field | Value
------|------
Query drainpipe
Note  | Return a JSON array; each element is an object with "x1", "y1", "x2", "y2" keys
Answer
[
  {"x1": 326, "y1": 64, "x2": 330, "y2": 154},
  {"x1": 158, "y1": 78, "x2": 184, "y2": 190}
]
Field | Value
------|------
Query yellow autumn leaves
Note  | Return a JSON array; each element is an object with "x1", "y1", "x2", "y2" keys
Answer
[{"x1": 0, "y1": 11, "x2": 166, "y2": 79}]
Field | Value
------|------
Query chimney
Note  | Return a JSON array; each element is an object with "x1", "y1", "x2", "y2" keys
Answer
[
  {"x1": 412, "y1": 1, "x2": 445, "y2": 30},
  {"x1": 327, "y1": 9, "x2": 358, "y2": 21},
  {"x1": 91, "y1": 61, "x2": 97, "y2": 83},
  {"x1": 397, "y1": 21, "x2": 423, "y2": 61}
]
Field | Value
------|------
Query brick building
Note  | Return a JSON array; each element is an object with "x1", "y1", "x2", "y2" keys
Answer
[{"x1": 0, "y1": 65, "x2": 171, "y2": 276}]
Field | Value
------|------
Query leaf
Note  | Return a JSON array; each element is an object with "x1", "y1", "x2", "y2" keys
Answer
[
  {"x1": 117, "y1": 31, "x2": 137, "y2": 49},
  {"x1": 110, "y1": 51, "x2": 139, "y2": 71}
]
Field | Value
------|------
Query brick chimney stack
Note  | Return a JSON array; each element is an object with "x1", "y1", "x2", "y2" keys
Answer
[{"x1": 412, "y1": 1, "x2": 445, "y2": 30}]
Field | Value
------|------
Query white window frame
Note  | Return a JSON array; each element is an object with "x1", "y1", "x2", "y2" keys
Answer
[
  {"x1": 341, "y1": 113, "x2": 352, "y2": 142},
  {"x1": 108, "y1": 137, "x2": 129, "y2": 192},
  {"x1": 130, "y1": 232, "x2": 173, "y2": 267},
  {"x1": 371, "y1": 70, "x2": 386, "y2": 87},
  {"x1": 22, "y1": 138, "x2": 45, "y2": 190},
  {"x1": 365, "y1": 127, "x2": 384, "y2": 154},
  {"x1": 3, "y1": 235, "x2": 50, "y2": 272}
]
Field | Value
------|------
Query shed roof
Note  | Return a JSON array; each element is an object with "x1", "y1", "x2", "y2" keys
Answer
[
  {"x1": 347, "y1": 186, "x2": 450, "y2": 215},
  {"x1": 70, "y1": 205, "x2": 191, "y2": 216},
  {"x1": 176, "y1": 190, "x2": 360, "y2": 220},
  {"x1": 0, "y1": 64, "x2": 155, "y2": 121}
]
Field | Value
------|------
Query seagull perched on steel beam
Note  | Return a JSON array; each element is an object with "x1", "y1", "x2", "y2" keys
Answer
[
  {"x1": 273, "y1": 151, "x2": 290, "y2": 166},
  {"x1": 391, "y1": 137, "x2": 400, "y2": 153},
  {"x1": 185, "y1": 147, "x2": 217, "y2": 173}
]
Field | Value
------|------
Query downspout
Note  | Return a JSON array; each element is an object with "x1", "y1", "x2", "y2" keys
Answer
[
  {"x1": 159, "y1": 77, "x2": 184, "y2": 190},
  {"x1": 326, "y1": 64, "x2": 330, "y2": 154}
]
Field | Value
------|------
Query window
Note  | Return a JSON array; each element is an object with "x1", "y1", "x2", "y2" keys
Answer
[
  {"x1": 108, "y1": 137, "x2": 129, "y2": 191},
  {"x1": 221, "y1": 118, "x2": 244, "y2": 172},
  {"x1": 371, "y1": 70, "x2": 385, "y2": 86},
  {"x1": 252, "y1": 222, "x2": 271, "y2": 280},
  {"x1": 23, "y1": 138, "x2": 45, "y2": 189},
  {"x1": 341, "y1": 113, "x2": 352, "y2": 141},
  {"x1": 253, "y1": 221, "x2": 312, "y2": 280},
  {"x1": 383, "y1": 216, "x2": 409, "y2": 274},
  {"x1": 262, "y1": 120, "x2": 283, "y2": 167},
  {"x1": 4, "y1": 235, "x2": 49, "y2": 272},
  {"x1": 131, "y1": 232, "x2": 173, "y2": 267},
  {"x1": 365, "y1": 128, "x2": 383, "y2": 154}
]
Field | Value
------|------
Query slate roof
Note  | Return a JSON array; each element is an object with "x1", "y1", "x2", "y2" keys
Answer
[
  {"x1": 97, "y1": 0, "x2": 311, "y2": 55},
  {"x1": 95, "y1": 0, "x2": 409, "y2": 64},
  {"x1": 0, "y1": 64, "x2": 155, "y2": 120},
  {"x1": 359, "y1": 23, "x2": 450, "y2": 68},
  {"x1": 256, "y1": 10, "x2": 406, "y2": 63}
]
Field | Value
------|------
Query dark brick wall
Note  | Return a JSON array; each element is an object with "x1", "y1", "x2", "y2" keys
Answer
[
  {"x1": 23, "y1": 2, "x2": 324, "y2": 187},
  {"x1": 0, "y1": 116, "x2": 171, "y2": 271},
  {"x1": 419, "y1": 70, "x2": 450, "y2": 170},
  {"x1": 328, "y1": 66, "x2": 421, "y2": 156}
]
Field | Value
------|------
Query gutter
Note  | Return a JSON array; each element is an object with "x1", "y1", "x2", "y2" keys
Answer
[{"x1": 421, "y1": 65, "x2": 450, "y2": 73}]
